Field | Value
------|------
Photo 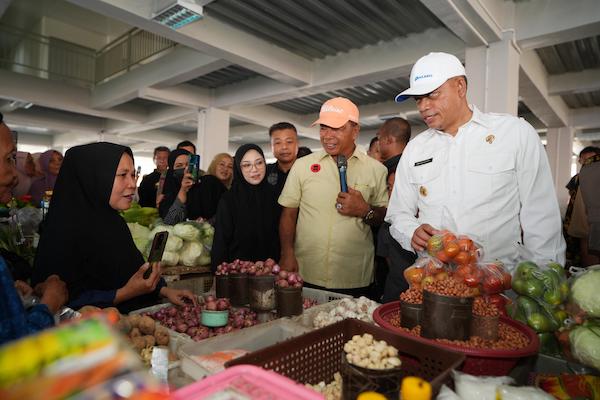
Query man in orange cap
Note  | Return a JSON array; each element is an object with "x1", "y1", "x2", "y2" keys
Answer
[{"x1": 278, "y1": 98, "x2": 388, "y2": 295}]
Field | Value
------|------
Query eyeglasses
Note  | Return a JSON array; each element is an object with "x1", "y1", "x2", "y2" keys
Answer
[{"x1": 240, "y1": 159, "x2": 265, "y2": 171}]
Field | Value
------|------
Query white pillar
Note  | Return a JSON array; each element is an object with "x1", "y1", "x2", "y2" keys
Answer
[
  {"x1": 465, "y1": 34, "x2": 520, "y2": 115},
  {"x1": 546, "y1": 127, "x2": 575, "y2": 217},
  {"x1": 196, "y1": 108, "x2": 230, "y2": 170}
]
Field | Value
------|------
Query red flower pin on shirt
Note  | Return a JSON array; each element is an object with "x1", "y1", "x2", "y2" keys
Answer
[{"x1": 310, "y1": 164, "x2": 321, "y2": 173}]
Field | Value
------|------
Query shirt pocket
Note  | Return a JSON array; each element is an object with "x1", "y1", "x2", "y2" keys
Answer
[
  {"x1": 467, "y1": 153, "x2": 516, "y2": 201},
  {"x1": 353, "y1": 182, "x2": 374, "y2": 202},
  {"x1": 408, "y1": 157, "x2": 443, "y2": 205}
]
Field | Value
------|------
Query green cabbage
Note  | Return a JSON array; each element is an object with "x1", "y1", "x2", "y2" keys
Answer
[
  {"x1": 570, "y1": 267, "x2": 600, "y2": 318},
  {"x1": 127, "y1": 223, "x2": 150, "y2": 255},
  {"x1": 165, "y1": 235, "x2": 183, "y2": 252},
  {"x1": 180, "y1": 241, "x2": 203, "y2": 267},
  {"x1": 161, "y1": 251, "x2": 179, "y2": 267},
  {"x1": 570, "y1": 321, "x2": 600, "y2": 370},
  {"x1": 173, "y1": 222, "x2": 201, "y2": 242}
]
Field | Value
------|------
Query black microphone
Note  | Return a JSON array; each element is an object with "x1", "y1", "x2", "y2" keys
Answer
[{"x1": 337, "y1": 155, "x2": 348, "y2": 193}]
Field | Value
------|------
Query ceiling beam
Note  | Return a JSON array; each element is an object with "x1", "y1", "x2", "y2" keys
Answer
[
  {"x1": 69, "y1": 0, "x2": 312, "y2": 85},
  {"x1": 519, "y1": 50, "x2": 570, "y2": 128},
  {"x1": 0, "y1": 69, "x2": 146, "y2": 123},
  {"x1": 228, "y1": 105, "x2": 319, "y2": 140},
  {"x1": 92, "y1": 46, "x2": 224, "y2": 109},
  {"x1": 4, "y1": 108, "x2": 103, "y2": 134},
  {"x1": 570, "y1": 106, "x2": 600, "y2": 130},
  {"x1": 124, "y1": 129, "x2": 188, "y2": 145},
  {"x1": 104, "y1": 105, "x2": 196, "y2": 135},
  {"x1": 548, "y1": 68, "x2": 600, "y2": 96},
  {"x1": 418, "y1": 0, "x2": 503, "y2": 46},
  {"x1": 214, "y1": 28, "x2": 465, "y2": 108},
  {"x1": 139, "y1": 84, "x2": 210, "y2": 109},
  {"x1": 516, "y1": 0, "x2": 600, "y2": 49}
]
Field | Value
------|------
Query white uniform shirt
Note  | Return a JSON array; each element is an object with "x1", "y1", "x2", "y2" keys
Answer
[{"x1": 385, "y1": 106, "x2": 566, "y2": 269}]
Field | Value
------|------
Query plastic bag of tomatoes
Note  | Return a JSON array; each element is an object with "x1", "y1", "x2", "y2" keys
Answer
[
  {"x1": 453, "y1": 261, "x2": 511, "y2": 296},
  {"x1": 403, "y1": 256, "x2": 450, "y2": 290},
  {"x1": 426, "y1": 230, "x2": 483, "y2": 266}
]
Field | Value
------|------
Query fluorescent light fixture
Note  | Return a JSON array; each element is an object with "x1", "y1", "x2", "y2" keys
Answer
[{"x1": 153, "y1": 1, "x2": 203, "y2": 29}]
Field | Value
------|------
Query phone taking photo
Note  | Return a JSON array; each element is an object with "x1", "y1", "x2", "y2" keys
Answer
[
  {"x1": 188, "y1": 154, "x2": 200, "y2": 183},
  {"x1": 145, "y1": 231, "x2": 168, "y2": 279}
]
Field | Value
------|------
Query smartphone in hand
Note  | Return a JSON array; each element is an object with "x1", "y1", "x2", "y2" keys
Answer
[
  {"x1": 188, "y1": 154, "x2": 200, "y2": 183},
  {"x1": 145, "y1": 231, "x2": 168, "y2": 279}
]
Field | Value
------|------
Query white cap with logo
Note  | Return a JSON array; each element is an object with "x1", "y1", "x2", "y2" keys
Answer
[{"x1": 395, "y1": 52, "x2": 466, "y2": 102}]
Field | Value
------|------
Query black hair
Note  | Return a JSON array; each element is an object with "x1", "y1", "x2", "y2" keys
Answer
[
  {"x1": 176, "y1": 140, "x2": 196, "y2": 153},
  {"x1": 153, "y1": 146, "x2": 170, "y2": 157},
  {"x1": 580, "y1": 146, "x2": 600, "y2": 156},
  {"x1": 269, "y1": 122, "x2": 297, "y2": 137},
  {"x1": 379, "y1": 117, "x2": 411, "y2": 145},
  {"x1": 0, "y1": 111, "x2": 3, "y2": 123},
  {"x1": 297, "y1": 146, "x2": 312, "y2": 158},
  {"x1": 369, "y1": 136, "x2": 379, "y2": 149}
]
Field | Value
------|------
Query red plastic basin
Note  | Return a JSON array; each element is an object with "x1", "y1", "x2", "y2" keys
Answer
[{"x1": 373, "y1": 301, "x2": 539, "y2": 376}]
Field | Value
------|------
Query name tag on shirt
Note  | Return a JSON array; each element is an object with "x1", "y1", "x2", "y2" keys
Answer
[{"x1": 414, "y1": 158, "x2": 433, "y2": 167}]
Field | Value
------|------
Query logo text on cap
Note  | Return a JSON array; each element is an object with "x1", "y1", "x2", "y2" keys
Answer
[
  {"x1": 414, "y1": 74, "x2": 433, "y2": 81},
  {"x1": 321, "y1": 104, "x2": 344, "y2": 114}
]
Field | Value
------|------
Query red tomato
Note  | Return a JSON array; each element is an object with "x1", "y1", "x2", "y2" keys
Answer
[
  {"x1": 486, "y1": 294, "x2": 509, "y2": 316},
  {"x1": 444, "y1": 242, "x2": 460, "y2": 259},
  {"x1": 502, "y1": 272, "x2": 512, "y2": 290},
  {"x1": 436, "y1": 251, "x2": 451, "y2": 263},
  {"x1": 463, "y1": 273, "x2": 480, "y2": 287},
  {"x1": 454, "y1": 251, "x2": 470, "y2": 265},
  {"x1": 442, "y1": 233, "x2": 457, "y2": 247},
  {"x1": 483, "y1": 276, "x2": 503, "y2": 294},
  {"x1": 457, "y1": 238, "x2": 473, "y2": 252}
]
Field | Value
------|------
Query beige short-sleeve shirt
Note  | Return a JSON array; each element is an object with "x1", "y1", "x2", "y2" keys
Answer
[{"x1": 279, "y1": 148, "x2": 388, "y2": 288}]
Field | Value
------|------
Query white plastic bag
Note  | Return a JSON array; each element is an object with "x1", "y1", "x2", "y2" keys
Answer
[
  {"x1": 497, "y1": 385, "x2": 554, "y2": 400},
  {"x1": 453, "y1": 370, "x2": 514, "y2": 400}
]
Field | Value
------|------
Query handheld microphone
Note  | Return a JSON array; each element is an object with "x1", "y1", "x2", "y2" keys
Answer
[{"x1": 337, "y1": 155, "x2": 348, "y2": 193}]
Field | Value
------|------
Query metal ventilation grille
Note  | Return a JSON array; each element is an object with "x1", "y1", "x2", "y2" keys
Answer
[{"x1": 153, "y1": 4, "x2": 202, "y2": 29}]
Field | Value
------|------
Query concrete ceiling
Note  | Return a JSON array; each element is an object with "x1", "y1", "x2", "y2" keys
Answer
[{"x1": 0, "y1": 0, "x2": 599, "y2": 159}]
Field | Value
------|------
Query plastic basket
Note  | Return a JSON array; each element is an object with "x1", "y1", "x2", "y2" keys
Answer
[
  {"x1": 226, "y1": 318, "x2": 465, "y2": 396},
  {"x1": 180, "y1": 319, "x2": 311, "y2": 380},
  {"x1": 173, "y1": 365, "x2": 322, "y2": 400},
  {"x1": 302, "y1": 287, "x2": 352, "y2": 304},
  {"x1": 166, "y1": 273, "x2": 214, "y2": 295},
  {"x1": 373, "y1": 301, "x2": 539, "y2": 376}
]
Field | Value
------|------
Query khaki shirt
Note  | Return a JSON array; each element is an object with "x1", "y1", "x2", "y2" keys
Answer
[{"x1": 279, "y1": 149, "x2": 388, "y2": 288}]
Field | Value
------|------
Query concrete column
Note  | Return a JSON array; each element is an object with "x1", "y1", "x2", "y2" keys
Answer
[
  {"x1": 465, "y1": 34, "x2": 520, "y2": 115},
  {"x1": 546, "y1": 127, "x2": 575, "y2": 216},
  {"x1": 196, "y1": 108, "x2": 229, "y2": 170}
]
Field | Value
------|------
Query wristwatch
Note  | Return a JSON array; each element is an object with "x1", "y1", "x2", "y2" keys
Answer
[{"x1": 362, "y1": 207, "x2": 375, "y2": 224}]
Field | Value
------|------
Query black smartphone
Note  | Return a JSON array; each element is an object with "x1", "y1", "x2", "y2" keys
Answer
[
  {"x1": 188, "y1": 154, "x2": 200, "y2": 183},
  {"x1": 145, "y1": 231, "x2": 169, "y2": 279}
]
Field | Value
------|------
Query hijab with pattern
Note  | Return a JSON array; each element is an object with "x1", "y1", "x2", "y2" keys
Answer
[{"x1": 32, "y1": 142, "x2": 156, "y2": 313}]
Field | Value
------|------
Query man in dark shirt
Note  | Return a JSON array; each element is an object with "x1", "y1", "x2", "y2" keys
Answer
[
  {"x1": 138, "y1": 146, "x2": 169, "y2": 208},
  {"x1": 376, "y1": 117, "x2": 411, "y2": 171},
  {"x1": 266, "y1": 122, "x2": 299, "y2": 199}
]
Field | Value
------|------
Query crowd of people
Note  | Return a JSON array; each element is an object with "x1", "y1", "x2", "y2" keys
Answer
[{"x1": 0, "y1": 52, "x2": 596, "y2": 346}]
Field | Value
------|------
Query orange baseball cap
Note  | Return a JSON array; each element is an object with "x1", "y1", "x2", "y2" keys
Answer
[{"x1": 311, "y1": 97, "x2": 359, "y2": 128}]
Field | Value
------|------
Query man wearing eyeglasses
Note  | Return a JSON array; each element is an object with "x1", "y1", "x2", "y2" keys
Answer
[
  {"x1": 386, "y1": 52, "x2": 565, "y2": 270},
  {"x1": 278, "y1": 98, "x2": 388, "y2": 296}
]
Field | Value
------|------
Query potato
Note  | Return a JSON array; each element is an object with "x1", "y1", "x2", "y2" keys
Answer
[
  {"x1": 115, "y1": 318, "x2": 132, "y2": 335},
  {"x1": 130, "y1": 327, "x2": 141, "y2": 339},
  {"x1": 132, "y1": 337, "x2": 146, "y2": 351},
  {"x1": 154, "y1": 328, "x2": 170, "y2": 346},
  {"x1": 143, "y1": 335, "x2": 156, "y2": 348},
  {"x1": 139, "y1": 316, "x2": 155, "y2": 335},
  {"x1": 128, "y1": 314, "x2": 142, "y2": 328}
]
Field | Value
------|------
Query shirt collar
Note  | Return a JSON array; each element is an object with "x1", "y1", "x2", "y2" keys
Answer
[
  {"x1": 469, "y1": 105, "x2": 491, "y2": 129},
  {"x1": 317, "y1": 146, "x2": 366, "y2": 162}
]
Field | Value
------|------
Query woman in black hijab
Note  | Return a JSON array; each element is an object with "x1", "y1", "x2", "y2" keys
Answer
[
  {"x1": 32, "y1": 143, "x2": 195, "y2": 313},
  {"x1": 159, "y1": 149, "x2": 227, "y2": 224},
  {"x1": 211, "y1": 144, "x2": 280, "y2": 271}
]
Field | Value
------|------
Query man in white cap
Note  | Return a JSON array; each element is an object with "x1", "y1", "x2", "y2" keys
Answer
[
  {"x1": 278, "y1": 97, "x2": 388, "y2": 295},
  {"x1": 386, "y1": 52, "x2": 565, "y2": 268}
]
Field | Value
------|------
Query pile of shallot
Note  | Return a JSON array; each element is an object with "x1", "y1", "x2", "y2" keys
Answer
[
  {"x1": 145, "y1": 298, "x2": 258, "y2": 342},
  {"x1": 203, "y1": 295, "x2": 230, "y2": 311},
  {"x1": 275, "y1": 270, "x2": 303, "y2": 288},
  {"x1": 215, "y1": 258, "x2": 281, "y2": 276}
]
